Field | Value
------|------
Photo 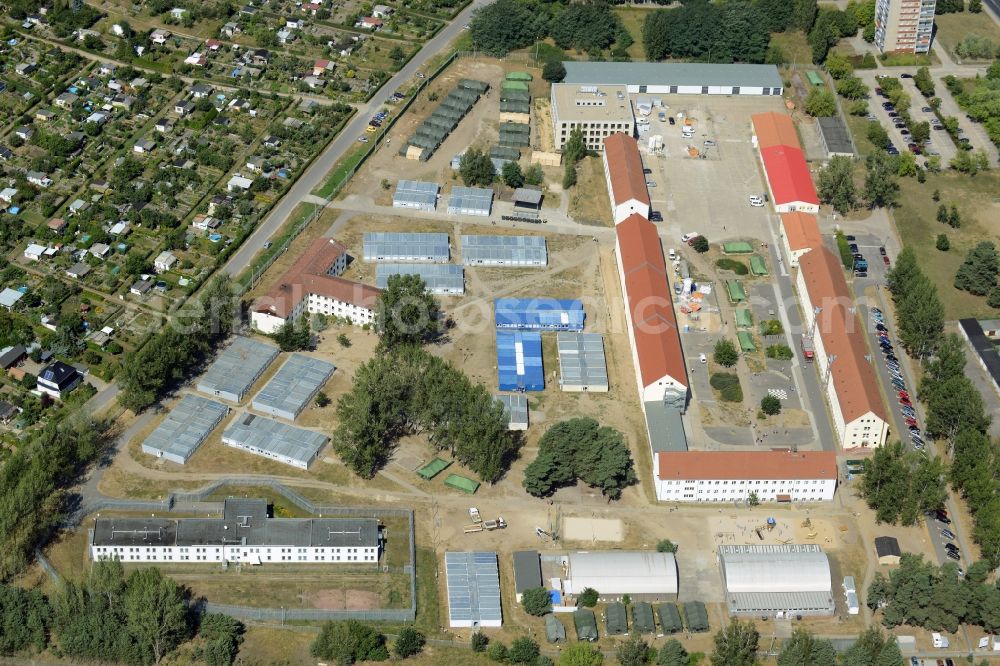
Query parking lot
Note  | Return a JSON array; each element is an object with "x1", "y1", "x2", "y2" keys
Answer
[{"x1": 933, "y1": 73, "x2": 1000, "y2": 166}]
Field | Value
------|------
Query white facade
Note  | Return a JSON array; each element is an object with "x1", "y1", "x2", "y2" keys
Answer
[
  {"x1": 875, "y1": 0, "x2": 935, "y2": 54},
  {"x1": 91, "y1": 542, "x2": 377, "y2": 564},
  {"x1": 250, "y1": 292, "x2": 374, "y2": 334},
  {"x1": 603, "y1": 151, "x2": 650, "y2": 225},
  {"x1": 655, "y1": 475, "x2": 836, "y2": 503}
]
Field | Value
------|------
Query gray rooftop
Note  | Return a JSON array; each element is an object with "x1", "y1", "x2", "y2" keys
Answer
[
  {"x1": 512, "y1": 550, "x2": 542, "y2": 594},
  {"x1": 363, "y1": 232, "x2": 451, "y2": 262},
  {"x1": 557, "y1": 333, "x2": 608, "y2": 390},
  {"x1": 142, "y1": 394, "x2": 229, "y2": 463},
  {"x1": 644, "y1": 402, "x2": 688, "y2": 453},
  {"x1": 196, "y1": 337, "x2": 279, "y2": 402},
  {"x1": 375, "y1": 263, "x2": 465, "y2": 294},
  {"x1": 92, "y1": 498, "x2": 379, "y2": 549},
  {"x1": 445, "y1": 551, "x2": 502, "y2": 626},
  {"x1": 494, "y1": 393, "x2": 528, "y2": 426},
  {"x1": 393, "y1": 180, "x2": 439, "y2": 206},
  {"x1": 562, "y1": 61, "x2": 784, "y2": 90},
  {"x1": 461, "y1": 235, "x2": 548, "y2": 265},
  {"x1": 817, "y1": 116, "x2": 854, "y2": 156},
  {"x1": 222, "y1": 413, "x2": 329, "y2": 468},
  {"x1": 251, "y1": 354, "x2": 336, "y2": 420},
  {"x1": 512, "y1": 188, "x2": 543, "y2": 206},
  {"x1": 448, "y1": 186, "x2": 494, "y2": 213}
]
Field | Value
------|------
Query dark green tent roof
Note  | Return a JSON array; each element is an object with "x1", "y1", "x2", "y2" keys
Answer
[
  {"x1": 632, "y1": 602, "x2": 655, "y2": 634},
  {"x1": 459, "y1": 78, "x2": 490, "y2": 92},
  {"x1": 490, "y1": 146, "x2": 521, "y2": 161},
  {"x1": 605, "y1": 602, "x2": 628, "y2": 635},
  {"x1": 656, "y1": 603, "x2": 683, "y2": 634},
  {"x1": 573, "y1": 608, "x2": 598, "y2": 641},
  {"x1": 683, "y1": 601, "x2": 709, "y2": 632},
  {"x1": 544, "y1": 614, "x2": 566, "y2": 643},
  {"x1": 501, "y1": 99, "x2": 531, "y2": 114}
]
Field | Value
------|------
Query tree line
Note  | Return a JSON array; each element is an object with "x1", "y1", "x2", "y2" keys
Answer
[
  {"x1": 869, "y1": 554, "x2": 1000, "y2": 634},
  {"x1": 0, "y1": 559, "x2": 244, "y2": 665},
  {"x1": 523, "y1": 418, "x2": 637, "y2": 500},
  {"x1": 886, "y1": 248, "x2": 1000, "y2": 566},
  {"x1": 117, "y1": 275, "x2": 238, "y2": 412},
  {"x1": 860, "y1": 441, "x2": 947, "y2": 525},
  {"x1": 469, "y1": 0, "x2": 632, "y2": 58}
]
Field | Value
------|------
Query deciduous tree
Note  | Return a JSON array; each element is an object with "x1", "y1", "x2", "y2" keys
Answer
[
  {"x1": 817, "y1": 155, "x2": 856, "y2": 213},
  {"x1": 711, "y1": 620, "x2": 759, "y2": 666}
]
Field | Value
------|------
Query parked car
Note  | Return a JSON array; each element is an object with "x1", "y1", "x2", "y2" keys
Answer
[
  {"x1": 935, "y1": 509, "x2": 951, "y2": 523},
  {"x1": 749, "y1": 195, "x2": 764, "y2": 207},
  {"x1": 921, "y1": 106, "x2": 933, "y2": 113},
  {"x1": 887, "y1": 146, "x2": 900, "y2": 155},
  {"x1": 846, "y1": 235, "x2": 857, "y2": 241},
  {"x1": 946, "y1": 549, "x2": 961, "y2": 561},
  {"x1": 681, "y1": 232, "x2": 700, "y2": 243},
  {"x1": 646, "y1": 181, "x2": 657, "y2": 188},
  {"x1": 941, "y1": 528, "x2": 956, "y2": 540},
  {"x1": 888, "y1": 111, "x2": 899, "y2": 118},
  {"x1": 650, "y1": 211, "x2": 663, "y2": 222},
  {"x1": 668, "y1": 116, "x2": 676, "y2": 125},
  {"x1": 643, "y1": 168, "x2": 652, "y2": 174},
  {"x1": 849, "y1": 243, "x2": 859, "y2": 252}
]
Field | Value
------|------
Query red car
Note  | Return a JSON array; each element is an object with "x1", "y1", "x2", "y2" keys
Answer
[
  {"x1": 898, "y1": 391, "x2": 909, "y2": 399},
  {"x1": 905, "y1": 417, "x2": 918, "y2": 427},
  {"x1": 883, "y1": 255, "x2": 891, "y2": 266},
  {"x1": 900, "y1": 398, "x2": 912, "y2": 407}
]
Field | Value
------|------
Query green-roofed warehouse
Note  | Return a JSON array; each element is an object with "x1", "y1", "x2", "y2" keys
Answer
[
  {"x1": 545, "y1": 614, "x2": 566, "y2": 643},
  {"x1": 605, "y1": 602, "x2": 628, "y2": 635},
  {"x1": 444, "y1": 474, "x2": 480, "y2": 494}
]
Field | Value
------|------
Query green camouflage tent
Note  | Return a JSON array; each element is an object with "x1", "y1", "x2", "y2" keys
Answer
[
  {"x1": 573, "y1": 609, "x2": 598, "y2": 641},
  {"x1": 506, "y1": 71, "x2": 533, "y2": 81},
  {"x1": 459, "y1": 78, "x2": 490, "y2": 93},
  {"x1": 632, "y1": 602, "x2": 655, "y2": 634},
  {"x1": 656, "y1": 603, "x2": 683, "y2": 634},
  {"x1": 605, "y1": 602, "x2": 627, "y2": 636},
  {"x1": 683, "y1": 601, "x2": 709, "y2": 632},
  {"x1": 545, "y1": 614, "x2": 566, "y2": 643}
]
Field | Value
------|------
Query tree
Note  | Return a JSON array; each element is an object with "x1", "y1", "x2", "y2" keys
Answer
[
  {"x1": 804, "y1": 88, "x2": 836, "y2": 116},
  {"x1": 524, "y1": 163, "x2": 544, "y2": 186},
  {"x1": 842, "y1": 627, "x2": 902, "y2": 666},
  {"x1": 550, "y1": 2, "x2": 620, "y2": 52},
  {"x1": 817, "y1": 155, "x2": 856, "y2": 213},
  {"x1": 487, "y1": 641, "x2": 508, "y2": 662},
  {"x1": 374, "y1": 274, "x2": 441, "y2": 347},
  {"x1": 910, "y1": 120, "x2": 931, "y2": 146},
  {"x1": 509, "y1": 636, "x2": 540, "y2": 664},
  {"x1": 502, "y1": 161, "x2": 525, "y2": 188},
  {"x1": 559, "y1": 642, "x2": 603, "y2": 666},
  {"x1": 469, "y1": 0, "x2": 540, "y2": 56},
  {"x1": 867, "y1": 121, "x2": 891, "y2": 150},
  {"x1": 896, "y1": 150, "x2": 918, "y2": 177},
  {"x1": 825, "y1": 52, "x2": 853, "y2": 78},
  {"x1": 315, "y1": 391, "x2": 331, "y2": 408},
  {"x1": 863, "y1": 150, "x2": 900, "y2": 208},
  {"x1": 988, "y1": 285, "x2": 1000, "y2": 308},
  {"x1": 197, "y1": 614, "x2": 245, "y2": 666},
  {"x1": 913, "y1": 66, "x2": 936, "y2": 96},
  {"x1": 521, "y1": 587, "x2": 552, "y2": 616},
  {"x1": 692, "y1": 236, "x2": 709, "y2": 253},
  {"x1": 711, "y1": 620, "x2": 759, "y2": 666},
  {"x1": 778, "y1": 628, "x2": 837, "y2": 666},
  {"x1": 714, "y1": 338, "x2": 738, "y2": 367},
  {"x1": 460, "y1": 148, "x2": 495, "y2": 186},
  {"x1": 311, "y1": 620, "x2": 389, "y2": 664},
  {"x1": 577, "y1": 588, "x2": 599, "y2": 607},
  {"x1": 123, "y1": 567, "x2": 190, "y2": 664},
  {"x1": 273, "y1": 315, "x2": 311, "y2": 351},
  {"x1": 860, "y1": 441, "x2": 947, "y2": 524},
  {"x1": 523, "y1": 418, "x2": 636, "y2": 499},
  {"x1": 0, "y1": 585, "x2": 50, "y2": 655},
  {"x1": 936, "y1": 234, "x2": 950, "y2": 251},
  {"x1": 543, "y1": 60, "x2": 566, "y2": 83},
  {"x1": 656, "y1": 539, "x2": 678, "y2": 553},
  {"x1": 657, "y1": 639, "x2": 688, "y2": 666},
  {"x1": 472, "y1": 631, "x2": 489, "y2": 652},
  {"x1": 760, "y1": 394, "x2": 782, "y2": 415},
  {"x1": 393, "y1": 628, "x2": 425, "y2": 658},
  {"x1": 954, "y1": 242, "x2": 999, "y2": 296},
  {"x1": 616, "y1": 637, "x2": 650, "y2": 666},
  {"x1": 837, "y1": 76, "x2": 869, "y2": 100}
]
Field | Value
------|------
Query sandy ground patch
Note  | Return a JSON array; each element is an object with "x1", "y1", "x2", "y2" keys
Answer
[{"x1": 562, "y1": 517, "x2": 624, "y2": 543}]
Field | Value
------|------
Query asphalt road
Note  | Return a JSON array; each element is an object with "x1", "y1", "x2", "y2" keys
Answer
[{"x1": 222, "y1": 0, "x2": 489, "y2": 280}]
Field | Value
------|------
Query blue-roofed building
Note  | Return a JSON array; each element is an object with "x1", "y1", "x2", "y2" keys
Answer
[
  {"x1": 495, "y1": 298, "x2": 584, "y2": 331},
  {"x1": 497, "y1": 331, "x2": 544, "y2": 391}
]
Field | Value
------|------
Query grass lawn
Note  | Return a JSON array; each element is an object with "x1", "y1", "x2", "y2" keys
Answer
[
  {"x1": 314, "y1": 147, "x2": 370, "y2": 198},
  {"x1": 770, "y1": 31, "x2": 812, "y2": 67},
  {"x1": 844, "y1": 113, "x2": 877, "y2": 157},
  {"x1": 568, "y1": 156, "x2": 613, "y2": 226},
  {"x1": 614, "y1": 7, "x2": 655, "y2": 60},
  {"x1": 934, "y1": 12, "x2": 1000, "y2": 61},
  {"x1": 892, "y1": 170, "x2": 1000, "y2": 320},
  {"x1": 237, "y1": 201, "x2": 318, "y2": 288}
]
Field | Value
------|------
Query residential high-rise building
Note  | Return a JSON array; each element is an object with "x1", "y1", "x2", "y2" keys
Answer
[{"x1": 874, "y1": 0, "x2": 936, "y2": 54}]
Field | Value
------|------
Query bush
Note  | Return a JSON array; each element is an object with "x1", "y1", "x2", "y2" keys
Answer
[
  {"x1": 508, "y1": 637, "x2": 540, "y2": 664},
  {"x1": 578, "y1": 587, "x2": 599, "y2": 607},
  {"x1": 765, "y1": 344, "x2": 794, "y2": 360},
  {"x1": 760, "y1": 394, "x2": 782, "y2": 415},
  {"x1": 656, "y1": 538, "x2": 678, "y2": 553},
  {"x1": 486, "y1": 641, "x2": 508, "y2": 662},
  {"x1": 936, "y1": 234, "x2": 950, "y2": 251},
  {"x1": 393, "y1": 628, "x2": 425, "y2": 658},
  {"x1": 715, "y1": 258, "x2": 748, "y2": 275},
  {"x1": 805, "y1": 88, "x2": 837, "y2": 117},
  {"x1": 471, "y1": 631, "x2": 489, "y2": 652},
  {"x1": 710, "y1": 372, "x2": 743, "y2": 402},
  {"x1": 692, "y1": 236, "x2": 709, "y2": 253},
  {"x1": 760, "y1": 319, "x2": 783, "y2": 336},
  {"x1": 521, "y1": 587, "x2": 552, "y2": 616},
  {"x1": 835, "y1": 231, "x2": 855, "y2": 270},
  {"x1": 713, "y1": 339, "x2": 738, "y2": 367}
]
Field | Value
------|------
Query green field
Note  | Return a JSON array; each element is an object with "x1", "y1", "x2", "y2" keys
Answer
[
  {"x1": 934, "y1": 11, "x2": 1000, "y2": 61},
  {"x1": 769, "y1": 31, "x2": 812, "y2": 67},
  {"x1": 314, "y1": 147, "x2": 370, "y2": 198},
  {"x1": 891, "y1": 171, "x2": 1000, "y2": 320}
]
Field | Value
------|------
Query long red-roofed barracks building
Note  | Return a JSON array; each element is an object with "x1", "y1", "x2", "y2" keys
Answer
[
  {"x1": 751, "y1": 112, "x2": 820, "y2": 214},
  {"x1": 251, "y1": 237, "x2": 380, "y2": 333},
  {"x1": 603, "y1": 134, "x2": 651, "y2": 224}
]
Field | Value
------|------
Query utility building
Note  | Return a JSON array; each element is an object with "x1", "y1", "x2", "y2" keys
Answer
[
  {"x1": 461, "y1": 235, "x2": 547, "y2": 267},
  {"x1": 392, "y1": 180, "x2": 439, "y2": 211},
  {"x1": 496, "y1": 331, "x2": 544, "y2": 392},
  {"x1": 142, "y1": 394, "x2": 229, "y2": 465},
  {"x1": 566, "y1": 551, "x2": 678, "y2": 601},
  {"x1": 557, "y1": 332, "x2": 609, "y2": 392},
  {"x1": 445, "y1": 552, "x2": 502, "y2": 628},
  {"x1": 363, "y1": 232, "x2": 450, "y2": 263},
  {"x1": 495, "y1": 298, "x2": 585, "y2": 331},
  {"x1": 447, "y1": 186, "x2": 493, "y2": 217},
  {"x1": 196, "y1": 337, "x2": 279, "y2": 403},
  {"x1": 562, "y1": 62, "x2": 784, "y2": 96},
  {"x1": 751, "y1": 113, "x2": 820, "y2": 214},
  {"x1": 251, "y1": 353, "x2": 335, "y2": 421},
  {"x1": 376, "y1": 263, "x2": 465, "y2": 295},
  {"x1": 718, "y1": 545, "x2": 835, "y2": 617}
]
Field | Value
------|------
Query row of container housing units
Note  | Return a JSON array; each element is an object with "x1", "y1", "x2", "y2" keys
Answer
[
  {"x1": 446, "y1": 545, "x2": 837, "y2": 631},
  {"x1": 402, "y1": 79, "x2": 489, "y2": 161}
]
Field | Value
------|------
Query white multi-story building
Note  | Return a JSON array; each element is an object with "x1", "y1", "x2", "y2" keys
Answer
[
  {"x1": 251, "y1": 237, "x2": 379, "y2": 333},
  {"x1": 550, "y1": 83, "x2": 634, "y2": 152},
  {"x1": 654, "y1": 451, "x2": 838, "y2": 503},
  {"x1": 875, "y1": 0, "x2": 935, "y2": 54},
  {"x1": 90, "y1": 499, "x2": 382, "y2": 564}
]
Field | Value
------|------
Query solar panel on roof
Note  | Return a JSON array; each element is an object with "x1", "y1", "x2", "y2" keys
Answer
[
  {"x1": 447, "y1": 187, "x2": 493, "y2": 217},
  {"x1": 496, "y1": 298, "x2": 585, "y2": 331}
]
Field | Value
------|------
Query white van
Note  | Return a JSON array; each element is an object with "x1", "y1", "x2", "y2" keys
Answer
[
  {"x1": 668, "y1": 248, "x2": 677, "y2": 260},
  {"x1": 932, "y1": 632, "x2": 949, "y2": 648}
]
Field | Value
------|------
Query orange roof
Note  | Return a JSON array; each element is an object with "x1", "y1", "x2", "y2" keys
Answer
[
  {"x1": 254, "y1": 237, "x2": 380, "y2": 318},
  {"x1": 781, "y1": 212, "x2": 821, "y2": 252},
  {"x1": 752, "y1": 112, "x2": 800, "y2": 150},
  {"x1": 657, "y1": 450, "x2": 838, "y2": 481},
  {"x1": 603, "y1": 133, "x2": 650, "y2": 209},
  {"x1": 798, "y1": 247, "x2": 886, "y2": 423},
  {"x1": 617, "y1": 214, "x2": 686, "y2": 389}
]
